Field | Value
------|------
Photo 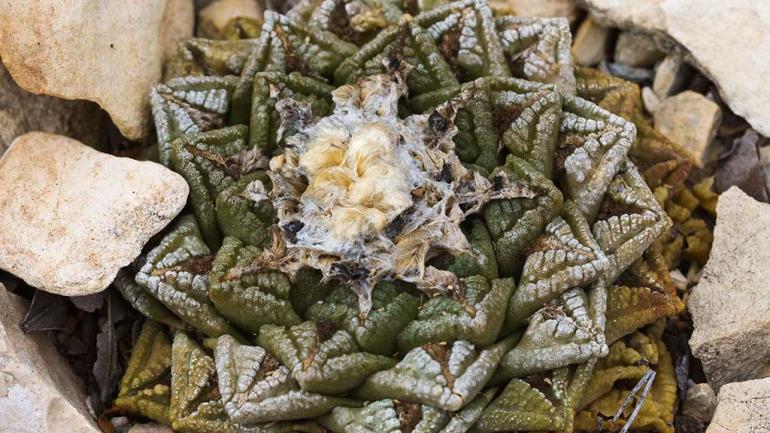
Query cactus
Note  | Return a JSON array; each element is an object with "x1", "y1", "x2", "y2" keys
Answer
[{"x1": 115, "y1": 1, "x2": 693, "y2": 431}]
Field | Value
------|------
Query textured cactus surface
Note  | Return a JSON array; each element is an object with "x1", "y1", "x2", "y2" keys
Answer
[{"x1": 116, "y1": 1, "x2": 690, "y2": 432}]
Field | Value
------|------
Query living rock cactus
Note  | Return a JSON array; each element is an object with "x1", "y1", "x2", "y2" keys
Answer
[{"x1": 116, "y1": 1, "x2": 686, "y2": 432}]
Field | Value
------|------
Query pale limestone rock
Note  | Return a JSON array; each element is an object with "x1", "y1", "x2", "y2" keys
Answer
[
  {"x1": 689, "y1": 187, "x2": 770, "y2": 390},
  {"x1": 0, "y1": 133, "x2": 189, "y2": 296},
  {"x1": 0, "y1": 286, "x2": 101, "y2": 433},
  {"x1": 127, "y1": 424, "x2": 175, "y2": 433},
  {"x1": 653, "y1": 56, "x2": 692, "y2": 98},
  {"x1": 576, "y1": 0, "x2": 667, "y2": 35},
  {"x1": 683, "y1": 383, "x2": 717, "y2": 424},
  {"x1": 707, "y1": 377, "x2": 770, "y2": 433},
  {"x1": 489, "y1": 0, "x2": 577, "y2": 22},
  {"x1": 0, "y1": 0, "x2": 194, "y2": 141},
  {"x1": 641, "y1": 86, "x2": 660, "y2": 113},
  {"x1": 0, "y1": 63, "x2": 108, "y2": 154},
  {"x1": 580, "y1": 0, "x2": 770, "y2": 137},
  {"x1": 198, "y1": 0, "x2": 262, "y2": 37},
  {"x1": 654, "y1": 91, "x2": 721, "y2": 167},
  {"x1": 572, "y1": 17, "x2": 611, "y2": 66},
  {"x1": 614, "y1": 32, "x2": 662, "y2": 67}
]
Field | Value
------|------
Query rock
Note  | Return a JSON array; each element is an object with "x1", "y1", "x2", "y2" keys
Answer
[
  {"x1": 572, "y1": 17, "x2": 611, "y2": 66},
  {"x1": 0, "y1": 132, "x2": 188, "y2": 296},
  {"x1": 0, "y1": 286, "x2": 101, "y2": 433},
  {"x1": 489, "y1": 0, "x2": 577, "y2": 22},
  {"x1": 683, "y1": 383, "x2": 718, "y2": 424},
  {"x1": 578, "y1": 0, "x2": 667, "y2": 35},
  {"x1": 614, "y1": 32, "x2": 663, "y2": 67},
  {"x1": 707, "y1": 377, "x2": 770, "y2": 433},
  {"x1": 642, "y1": 86, "x2": 661, "y2": 113},
  {"x1": 600, "y1": 61, "x2": 653, "y2": 85},
  {"x1": 653, "y1": 56, "x2": 693, "y2": 98},
  {"x1": 0, "y1": 0, "x2": 194, "y2": 141},
  {"x1": 198, "y1": 0, "x2": 262, "y2": 37},
  {"x1": 669, "y1": 269, "x2": 687, "y2": 292},
  {"x1": 0, "y1": 63, "x2": 108, "y2": 155},
  {"x1": 162, "y1": 0, "x2": 196, "y2": 61},
  {"x1": 580, "y1": 0, "x2": 770, "y2": 138},
  {"x1": 127, "y1": 424, "x2": 174, "y2": 433},
  {"x1": 759, "y1": 145, "x2": 770, "y2": 198},
  {"x1": 689, "y1": 187, "x2": 770, "y2": 390},
  {"x1": 109, "y1": 416, "x2": 131, "y2": 433},
  {"x1": 653, "y1": 91, "x2": 722, "y2": 166},
  {"x1": 715, "y1": 129, "x2": 768, "y2": 203}
]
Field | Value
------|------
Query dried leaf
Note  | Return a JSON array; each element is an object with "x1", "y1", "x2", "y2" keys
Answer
[
  {"x1": 20, "y1": 289, "x2": 70, "y2": 333},
  {"x1": 93, "y1": 294, "x2": 121, "y2": 403}
]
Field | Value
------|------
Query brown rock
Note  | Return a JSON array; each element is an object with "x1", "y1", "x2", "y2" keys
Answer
[
  {"x1": 614, "y1": 32, "x2": 663, "y2": 67},
  {"x1": 653, "y1": 56, "x2": 693, "y2": 98},
  {"x1": 654, "y1": 91, "x2": 722, "y2": 166},
  {"x1": 689, "y1": 187, "x2": 770, "y2": 390},
  {"x1": 707, "y1": 377, "x2": 770, "y2": 433},
  {"x1": 0, "y1": 133, "x2": 189, "y2": 295},
  {"x1": 683, "y1": 383, "x2": 717, "y2": 424},
  {"x1": 0, "y1": 286, "x2": 101, "y2": 433},
  {"x1": 572, "y1": 17, "x2": 611, "y2": 66},
  {"x1": 0, "y1": 0, "x2": 194, "y2": 141}
]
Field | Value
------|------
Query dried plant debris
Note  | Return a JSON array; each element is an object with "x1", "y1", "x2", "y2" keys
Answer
[{"x1": 111, "y1": 1, "x2": 699, "y2": 431}]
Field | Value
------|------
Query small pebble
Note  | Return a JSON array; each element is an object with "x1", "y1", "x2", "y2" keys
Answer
[
  {"x1": 653, "y1": 56, "x2": 693, "y2": 98},
  {"x1": 572, "y1": 17, "x2": 610, "y2": 66}
]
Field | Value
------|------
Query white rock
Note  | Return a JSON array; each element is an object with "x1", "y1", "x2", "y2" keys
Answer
[
  {"x1": 581, "y1": 0, "x2": 770, "y2": 138},
  {"x1": 0, "y1": 286, "x2": 101, "y2": 433},
  {"x1": 669, "y1": 269, "x2": 687, "y2": 292},
  {"x1": 579, "y1": 0, "x2": 667, "y2": 34},
  {"x1": 127, "y1": 424, "x2": 174, "y2": 433},
  {"x1": 0, "y1": 132, "x2": 189, "y2": 296},
  {"x1": 489, "y1": 0, "x2": 577, "y2": 22},
  {"x1": 614, "y1": 32, "x2": 662, "y2": 67},
  {"x1": 707, "y1": 377, "x2": 770, "y2": 433},
  {"x1": 683, "y1": 383, "x2": 717, "y2": 424},
  {"x1": 0, "y1": 0, "x2": 194, "y2": 141},
  {"x1": 199, "y1": 0, "x2": 262, "y2": 37},
  {"x1": 653, "y1": 56, "x2": 692, "y2": 98},
  {"x1": 641, "y1": 86, "x2": 660, "y2": 113},
  {"x1": 689, "y1": 187, "x2": 770, "y2": 390},
  {"x1": 654, "y1": 91, "x2": 722, "y2": 167},
  {"x1": 572, "y1": 17, "x2": 611, "y2": 66}
]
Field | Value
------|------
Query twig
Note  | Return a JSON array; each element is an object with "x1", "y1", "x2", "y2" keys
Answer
[{"x1": 602, "y1": 369, "x2": 656, "y2": 433}]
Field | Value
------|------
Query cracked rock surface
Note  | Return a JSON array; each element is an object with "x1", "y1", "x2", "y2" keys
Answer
[{"x1": 689, "y1": 187, "x2": 770, "y2": 390}]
